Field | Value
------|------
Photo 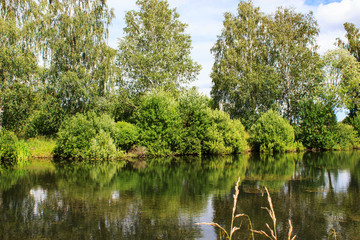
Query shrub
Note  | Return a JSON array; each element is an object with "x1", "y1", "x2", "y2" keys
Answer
[
  {"x1": 296, "y1": 100, "x2": 337, "y2": 150},
  {"x1": 177, "y1": 89, "x2": 210, "y2": 155},
  {"x1": 349, "y1": 112, "x2": 360, "y2": 137},
  {"x1": 135, "y1": 90, "x2": 182, "y2": 156},
  {"x1": 332, "y1": 123, "x2": 359, "y2": 150},
  {"x1": 203, "y1": 109, "x2": 247, "y2": 155},
  {"x1": 2, "y1": 83, "x2": 37, "y2": 136},
  {"x1": 0, "y1": 129, "x2": 30, "y2": 162},
  {"x1": 88, "y1": 130, "x2": 118, "y2": 160},
  {"x1": 114, "y1": 121, "x2": 139, "y2": 151},
  {"x1": 53, "y1": 112, "x2": 120, "y2": 160},
  {"x1": 23, "y1": 95, "x2": 64, "y2": 138},
  {"x1": 250, "y1": 110, "x2": 297, "y2": 153}
]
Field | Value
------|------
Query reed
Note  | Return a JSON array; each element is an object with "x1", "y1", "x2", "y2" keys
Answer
[
  {"x1": 250, "y1": 187, "x2": 296, "y2": 240},
  {"x1": 196, "y1": 179, "x2": 297, "y2": 240},
  {"x1": 328, "y1": 228, "x2": 338, "y2": 240},
  {"x1": 196, "y1": 177, "x2": 254, "y2": 240}
]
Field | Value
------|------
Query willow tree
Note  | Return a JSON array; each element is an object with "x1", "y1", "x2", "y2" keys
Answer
[
  {"x1": 38, "y1": 0, "x2": 116, "y2": 116},
  {"x1": 0, "y1": 0, "x2": 40, "y2": 129},
  {"x1": 210, "y1": 0, "x2": 279, "y2": 127},
  {"x1": 117, "y1": 0, "x2": 201, "y2": 95}
]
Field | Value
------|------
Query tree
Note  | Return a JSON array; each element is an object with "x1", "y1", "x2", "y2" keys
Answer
[
  {"x1": 211, "y1": 0, "x2": 279, "y2": 127},
  {"x1": 211, "y1": 1, "x2": 322, "y2": 126},
  {"x1": 337, "y1": 22, "x2": 360, "y2": 62},
  {"x1": 0, "y1": 0, "x2": 39, "y2": 129},
  {"x1": 38, "y1": 0, "x2": 116, "y2": 116},
  {"x1": 117, "y1": 0, "x2": 201, "y2": 95},
  {"x1": 335, "y1": 23, "x2": 360, "y2": 118},
  {"x1": 322, "y1": 48, "x2": 360, "y2": 117},
  {"x1": 270, "y1": 7, "x2": 322, "y2": 122}
]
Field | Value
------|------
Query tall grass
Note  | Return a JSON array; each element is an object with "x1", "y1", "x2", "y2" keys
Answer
[
  {"x1": 0, "y1": 130, "x2": 31, "y2": 164},
  {"x1": 25, "y1": 137, "x2": 56, "y2": 158},
  {"x1": 16, "y1": 140, "x2": 31, "y2": 162},
  {"x1": 196, "y1": 178, "x2": 297, "y2": 240}
]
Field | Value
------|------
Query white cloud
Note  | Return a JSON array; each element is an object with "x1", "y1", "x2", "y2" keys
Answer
[{"x1": 315, "y1": 0, "x2": 360, "y2": 53}]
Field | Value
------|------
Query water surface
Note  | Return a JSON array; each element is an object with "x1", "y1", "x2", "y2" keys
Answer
[{"x1": 1, "y1": 151, "x2": 360, "y2": 239}]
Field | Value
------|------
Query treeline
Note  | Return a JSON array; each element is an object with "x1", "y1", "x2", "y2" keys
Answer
[{"x1": 0, "y1": 0, "x2": 360, "y2": 161}]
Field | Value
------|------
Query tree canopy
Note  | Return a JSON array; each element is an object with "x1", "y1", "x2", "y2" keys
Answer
[
  {"x1": 117, "y1": 0, "x2": 201, "y2": 95},
  {"x1": 211, "y1": 0, "x2": 321, "y2": 126}
]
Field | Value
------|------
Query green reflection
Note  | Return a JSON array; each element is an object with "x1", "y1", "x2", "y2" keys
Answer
[{"x1": 0, "y1": 152, "x2": 360, "y2": 239}]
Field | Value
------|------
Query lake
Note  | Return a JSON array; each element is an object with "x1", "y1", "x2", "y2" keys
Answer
[{"x1": 1, "y1": 151, "x2": 360, "y2": 239}]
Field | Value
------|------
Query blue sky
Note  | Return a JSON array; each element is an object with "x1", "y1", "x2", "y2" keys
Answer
[
  {"x1": 305, "y1": 0, "x2": 341, "y2": 5},
  {"x1": 107, "y1": 0, "x2": 360, "y2": 119}
]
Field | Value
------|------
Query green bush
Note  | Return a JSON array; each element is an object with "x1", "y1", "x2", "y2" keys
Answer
[
  {"x1": 135, "y1": 90, "x2": 182, "y2": 156},
  {"x1": 0, "y1": 129, "x2": 30, "y2": 162},
  {"x1": 349, "y1": 112, "x2": 360, "y2": 137},
  {"x1": 24, "y1": 94, "x2": 64, "y2": 138},
  {"x1": 177, "y1": 89, "x2": 210, "y2": 155},
  {"x1": 134, "y1": 89, "x2": 247, "y2": 156},
  {"x1": 203, "y1": 109, "x2": 247, "y2": 155},
  {"x1": 296, "y1": 100, "x2": 337, "y2": 150},
  {"x1": 2, "y1": 83, "x2": 36, "y2": 136},
  {"x1": 250, "y1": 110, "x2": 297, "y2": 153},
  {"x1": 114, "y1": 121, "x2": 139, "y2": 151},
  {"x1": 88, "y1": 130, "x2": 118, "y2": 160},
  {"x1": 332, "y1": 123, "x2": 359, "y2": 150},
  {"x1": 53, "y1": 112, "x2": 120, "y2": 160}
]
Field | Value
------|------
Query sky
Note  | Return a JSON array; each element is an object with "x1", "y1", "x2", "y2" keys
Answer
[{"x1": 107, "y1": 0, "x2": 360, "y2": 97}]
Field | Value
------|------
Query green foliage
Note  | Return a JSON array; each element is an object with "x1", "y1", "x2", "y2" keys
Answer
[
  {"x1": 296, "y1": 99, "x2": 337, "y2": 150},
  {"x1": 332, "y1": 123, "x2": 359, "y2": 150},
  {"x1": 25, "y1": 137, "x2": 56, "y2": 158},
  {"x1": 135, "y1": 89, "x2": 248, "y2": 156},
  {"x1": 337, "y1": 22, "x2": 360, "y2": 62},
  {"x1": 135, "y1": 90, "x2": 182, "y2": 156},
  {"x1": 0, "y1": 129, "x2": 30, "y2": 162},
  {"x1": 210, "y1": 1, "x2": 279, "y2": 128},
  {"x1": 323, "y1": 48, "x2": 360, "y2": 118},
  {"x1": 38, "y1": 0, "x2": 116, "y2": 104},
  {"x1": 203, "y1": 109, "x2": 248, "y2": 155},
  {"x1": 53, "y1": 112, "x2": 121, "y2": 160},
  {"x1": 117, "y1": 0, "x2": 201, "y2": 95},
  {"x1": 0, "y1": 0, "x2": 39, "y2": 128},
  {"x1": 270, "y1": 7, "x2": 322, "y2": 122},
  {"x1": 2, "y1": 83, "x2": 36, "y2": 135},
  {"x1": 250, "y1": 110, "x2": 297, "y2": 153},
  {"x1": 211, "y1": 0, "x2": 321, "y2": 126},
  {"x1": 349, "y1": 112, "x2": 360, "y2": 137},
  {"x1": 88, "y1": 130, "x2": 118, "y2": 160},
  {"x1": 114, "y1": 121, "x2": 139, "y2": 151},
  {"x1": 177, "y1": 89, "x2": 210, "y2": 155}
]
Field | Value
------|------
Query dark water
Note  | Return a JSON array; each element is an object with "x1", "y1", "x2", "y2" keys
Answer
[{"x1": 1, "y1": 151, "x2": 360, "y2": 239}]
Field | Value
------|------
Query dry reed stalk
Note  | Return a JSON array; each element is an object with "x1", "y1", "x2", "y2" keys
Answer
[
  {"x1": 196, "y1": 177, "x2": 255, "y2": 240},
  {"x1": 328, "y1": 228, "x2": 338, "y2": 240},
  {"x1": 251, "y1": 187, "x2": 296, "y2": 240}
]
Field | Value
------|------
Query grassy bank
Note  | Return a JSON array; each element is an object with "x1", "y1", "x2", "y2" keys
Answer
[{"x1": 26, "y1": 137, "x2": 56, "y2": 158}]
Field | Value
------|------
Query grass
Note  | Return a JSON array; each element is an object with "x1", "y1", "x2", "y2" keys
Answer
[
  {"x1": 25, "y1": 137, "x2": 56, "y2": 158},
  {"x1": 196, "y1": 178, "x2": 297, "y2": 240}
]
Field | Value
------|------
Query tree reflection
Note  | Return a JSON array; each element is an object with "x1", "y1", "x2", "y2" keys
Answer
[{"x1": 1, "y1": 152, "x2": 360, "y2": 239}]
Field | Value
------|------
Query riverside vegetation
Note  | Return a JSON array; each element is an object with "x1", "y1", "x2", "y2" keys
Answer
[{"x1": 1, "y1": 0, "x2": 360, "y2": 162}]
